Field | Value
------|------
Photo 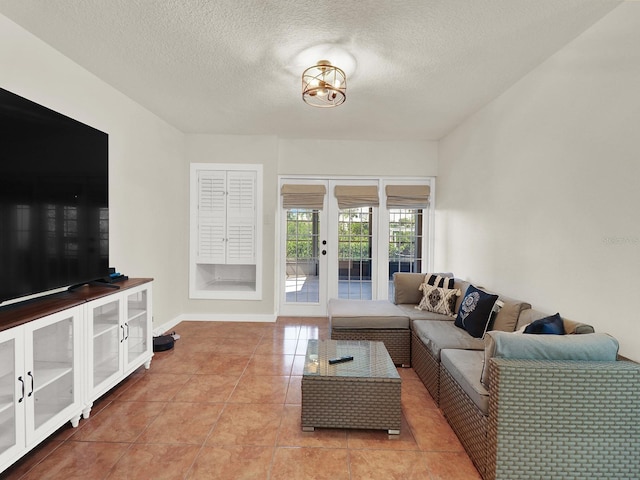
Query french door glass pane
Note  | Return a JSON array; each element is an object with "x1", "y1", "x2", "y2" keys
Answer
[
  {"x1": 338, "y1": 207, "x2": 372, "y2": 300},
  {"x1": 286, "y1": 209, "x2": 320, "y2": 303},
  {"x1": 388, "y1": 208, "x2": 423, "y2": 299}
]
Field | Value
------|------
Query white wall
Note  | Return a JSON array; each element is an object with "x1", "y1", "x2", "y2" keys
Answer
[
  {"x1": 184, "y1": 134, "x2": 279, "y2": 318},
  {"x1": 182, "y1": 136, "x2": 437, "y2": 319},
  {"x1": 436, "y1": 3, "x2": 640, "y2": 361},
  {"x1": 279, "y1": 139, "x2": 438, "y2": 177},
  {"x1": 0, "y1": 14, "x2": 186, "y2": 329}
]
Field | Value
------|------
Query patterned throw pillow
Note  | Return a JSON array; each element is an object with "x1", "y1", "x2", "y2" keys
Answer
[
  {"x1": 454, "y1": 285, "x2": 499, "y2": 338},
  {"x1": 424, "y1": 274, "x2": 455, "y2": 289},
  {"x1": 416, "y1": 284, "x2": 460, "y2": 317}
]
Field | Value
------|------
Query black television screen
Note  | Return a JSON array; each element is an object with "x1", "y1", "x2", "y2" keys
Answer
[{"x1": 0, "y1": 88, "x2": 109, "y2": 304}]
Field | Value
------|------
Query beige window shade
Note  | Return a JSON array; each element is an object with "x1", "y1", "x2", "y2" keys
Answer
[
  {"x1": 334, "y1": 185, "x2": 379, "y2": 209},
  {"x1": 281, "y1": 184, "x2": 327, "y2": 209},
  {"x1": 385, "y1": 185, "x2": 431, "y2": 208}
]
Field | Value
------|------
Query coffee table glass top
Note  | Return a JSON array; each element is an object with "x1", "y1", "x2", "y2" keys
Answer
[{"x1": 303, "y1": 339, "x2": 400, "y2": 379}]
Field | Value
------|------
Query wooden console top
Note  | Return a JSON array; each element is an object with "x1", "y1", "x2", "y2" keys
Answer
[{"x1": 0, "y1": 278, "x2": 153, "y2": 333}]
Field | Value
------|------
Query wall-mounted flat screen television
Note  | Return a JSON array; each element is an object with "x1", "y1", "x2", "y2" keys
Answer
[{"x1": 0, "y1": 87, "x2": 109, "y2": 304}]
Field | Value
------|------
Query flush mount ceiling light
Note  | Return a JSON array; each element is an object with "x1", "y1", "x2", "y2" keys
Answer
[{"x1": 302, "y1": 60, "x2": 346, "y2": 108}]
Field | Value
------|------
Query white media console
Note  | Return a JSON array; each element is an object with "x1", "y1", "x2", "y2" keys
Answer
[{"x1": 0, "y1": 278, "x2": 153, "y2": 473}]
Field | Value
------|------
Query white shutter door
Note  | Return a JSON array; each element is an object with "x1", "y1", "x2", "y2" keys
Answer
[
  {"x1": 226, "y1": 171, "x2": 256, "y2": 264},
  {"x1": 197, "y1": 171, "x2": 226, "y2": 263}
]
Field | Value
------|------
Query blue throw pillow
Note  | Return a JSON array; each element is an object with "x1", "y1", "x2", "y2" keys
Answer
[
  {"x1": 454, "y1": 285, "x2": 499, "y2": 338},
  {"x1": 524, "y1": 313, "x2": 565, "y2": 335}
]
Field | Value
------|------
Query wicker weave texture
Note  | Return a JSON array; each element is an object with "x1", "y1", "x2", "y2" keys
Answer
[
  {"x1": 440, "y1": 365, "x2": 487, "y2": 477},
  {"x1": 487, "y1": 359, "x2": 640, "y2": 480},
  {"x1": 331, "y1": 328, "x2": 410, "y2": 366},
  {"x1": 410, "y1": 331, "x2": 440, "y2": 404},
  {"x1": 302, "y1": 340, "x2": 402, "y2": 432},
  {"x1": 301, "y1": 376, "x2": 402, "y2": 431}
]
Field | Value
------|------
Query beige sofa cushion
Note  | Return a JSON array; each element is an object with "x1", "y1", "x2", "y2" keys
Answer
[
  {"x1": 516, "y1": 309, "x2": 595, "y2": 334},
  {"x1": 328, "y1": 298, "x2": 410, "y2": 329},
  {"x1": 393, "y1": 272, "x2": 453, "y2": 305},
  {"x1": 487, "y1": 292, "x2": 531, "y2": 332},
  {"x1": 396, "y1": 303, "x2": 452, "y2": 322},
  {"x1": 412, "y1": 320, "x2": 484, "y2": 359},
  {"x1": 441, "y1": 349, "x2": 488, "y2": 414}
]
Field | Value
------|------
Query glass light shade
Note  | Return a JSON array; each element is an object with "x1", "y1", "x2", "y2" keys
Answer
[{"x1": 302, "y1": 60, "x2": 346, "y2": 107}]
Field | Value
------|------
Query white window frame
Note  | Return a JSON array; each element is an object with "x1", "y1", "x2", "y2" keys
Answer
[{"x1": 276, "y1": 175, "x2": 434, "y2": 313}]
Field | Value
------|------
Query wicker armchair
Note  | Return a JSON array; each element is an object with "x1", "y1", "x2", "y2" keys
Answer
[{"x1": 440, "y1": 358, "x2": 640, "y2": 480}]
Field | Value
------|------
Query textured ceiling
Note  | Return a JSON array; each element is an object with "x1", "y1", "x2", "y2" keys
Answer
[{"x1": 0, "y1": 0, "x2": 622, "y2": 140}]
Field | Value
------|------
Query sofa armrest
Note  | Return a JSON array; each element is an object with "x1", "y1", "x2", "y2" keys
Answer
[
  {"x1": 487, "y1": 358, "x2": 639, "y2": 479},
  {"x1": 563, "y1": 318, "x2": 595, "y2": 334}
]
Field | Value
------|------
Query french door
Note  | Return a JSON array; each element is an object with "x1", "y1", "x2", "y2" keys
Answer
[
  {"x1": 279, "y1": 177, "x2": 432, "y2": 316},
  {"x1": 279, "y1": 179, "x2": 379, "y2": 316}
]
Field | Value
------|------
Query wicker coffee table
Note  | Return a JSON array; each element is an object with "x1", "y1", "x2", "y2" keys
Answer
[{"x1": 301, "y1": 339, "x2": 402, "y2": 434}]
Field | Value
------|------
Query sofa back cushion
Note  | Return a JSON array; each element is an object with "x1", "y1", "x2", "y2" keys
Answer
[
  {"x1": 516, "y1": 309, "x2": 595, "y2": 334},
  {"x1": 393, "y1": 272, "x2": 453, "y2": 305},
  {"x1": 486, "y1": 293, "x2": 531, "y2": 333},
  {"x1": 480, "y1": 331, "x2": 620, "y2": 388}
]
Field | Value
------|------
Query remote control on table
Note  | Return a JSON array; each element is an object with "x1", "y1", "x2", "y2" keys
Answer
[{"x1": 328, "y1": 355, "x2": 354, "y2": 365}]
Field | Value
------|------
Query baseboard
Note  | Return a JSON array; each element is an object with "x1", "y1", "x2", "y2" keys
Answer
[{"x1": 153, "y1": 313, "x2": 277, "y2": 336}]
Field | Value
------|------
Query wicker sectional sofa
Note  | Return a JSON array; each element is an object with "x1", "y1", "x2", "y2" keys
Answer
[{"x1": 329, "y1": 272, "x2": 640, "y2": 479}]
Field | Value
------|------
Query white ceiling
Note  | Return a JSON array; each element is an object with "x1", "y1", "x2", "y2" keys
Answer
[{"x1": 0, "y1": 0, "x2": 622, "y2": 140}]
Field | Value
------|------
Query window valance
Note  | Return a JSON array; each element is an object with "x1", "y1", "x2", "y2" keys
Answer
[
  {"x1": 334, "y1": 185, "x2": 379, "y2": 209},
  {"x1": 281, "y1": 184, "x2": 327, "y2": 209},
  {"x1": 385, "y1": 185, "x2": 430, "y2": 208}
]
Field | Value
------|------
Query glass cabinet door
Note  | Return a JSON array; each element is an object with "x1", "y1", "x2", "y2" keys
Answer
[
  {"x1": 25, "y1": 310, "x2": 80, "y2": 439},
  {"x1": 91, "y1": 299, "x2": 121, "y2": 389},
  {"x1": 125, "y1": 289, "x2": 148, "y2": 370},
  {"x1": 0, "y1": 329, "x2": 24, "y2": 465}
]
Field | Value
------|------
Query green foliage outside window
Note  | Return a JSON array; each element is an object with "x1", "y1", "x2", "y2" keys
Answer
[
  {"x1": 286, "y1": 208, "x2": 421, "y2": 263},
  {"x1": 338, "y1": 209, "x2": 371, "y2": 260},
  {"x1": 286, "y1": 210, "x2": 316, "y2": 259},
  {"x1": 389, "y1": 216, "x2": 418, "y2": 260}
]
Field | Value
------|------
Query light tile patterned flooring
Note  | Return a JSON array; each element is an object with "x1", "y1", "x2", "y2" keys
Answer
[{"x1": 1, "y1": 317, "x2": 481, "y2": 480}]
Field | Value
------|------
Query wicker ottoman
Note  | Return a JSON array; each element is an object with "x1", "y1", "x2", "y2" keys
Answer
[
  {"x1": 301, "y1": 339, "x2": 402, "y2": 434},
  {"x1": 328, "y1": 298, "x2": 411, "y2": 366}
]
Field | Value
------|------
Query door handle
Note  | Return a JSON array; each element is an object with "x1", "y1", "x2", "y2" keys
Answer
[
  {"x1": 27, "y1": 371, "x2": 34, "y2": 397},
  {"x1": 18, "y1": 376, "x2": 24, "y2": 403},
  {"x1": 121, "y1": 325, "x2": 125, "y2": 343}
]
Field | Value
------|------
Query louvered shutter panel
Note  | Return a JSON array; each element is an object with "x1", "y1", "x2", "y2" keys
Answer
[
  {"x1": 197, "y1": 171, "x2": 226, "y2": 263},
  {"x1": 226, "y1": 171, "x2": 256, "y2": 264}
]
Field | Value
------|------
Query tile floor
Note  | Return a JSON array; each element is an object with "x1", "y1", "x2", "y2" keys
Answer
[{"x1": 1, "y1": 317, "x2": 481, "y2": 480}]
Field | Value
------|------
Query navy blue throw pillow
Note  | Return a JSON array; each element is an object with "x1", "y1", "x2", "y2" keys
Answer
[
  {"x1": 454, "y1": 285, "x2": 499, "y2": 338},
  {"x1": 524, "y1": 313, "x2": 565, "y2": 335}
]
